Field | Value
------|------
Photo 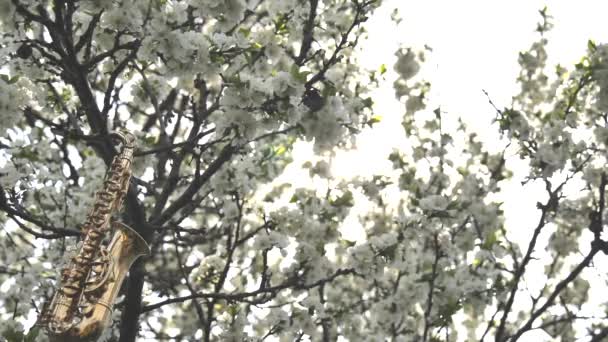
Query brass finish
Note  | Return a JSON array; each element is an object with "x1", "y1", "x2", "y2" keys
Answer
[{"x1": 38, "y1": 131, "x2": 150, "y2": 341}]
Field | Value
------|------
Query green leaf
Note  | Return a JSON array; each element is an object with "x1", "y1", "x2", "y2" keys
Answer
[
  {"x1": 456, "y1": 167, "x2": 469, "y2": 176},
  {"x1": 143, "y1": 135, "x2": 157, "y2": 145},
  {"x1": 416, "y1": 271, "x2": 434, "y2": 283},
  {"x1": 274, "y1": 16, "x2": 289, "y2": 34},
  {"x1": 238, "y1": 27, "x2": 250, "y2": 37},
  {"x1": 14, "y1": 147, "x2": 39, "y2": 162},
  {"x1": 322, "y1": 83, "x2": 337, "y2": 98},
  {"x1": 61, "y1": 87, "x2": 71, "y2": 102},
  {"x1": 340, "y1": 239, "x2": 357, "y2": 248},
  {"x1": 227, "y1": 304, "x2": 239, "y2": 316},
  {"x1": 445, "y1": 200, "x2": 459, "y2": 210},
  {"x1": 379, "y1": 64, "x2": 387, "y2": 75},
  {"x1": 481, "y1": 230, "x2": 498, "y2": 250},
  {"x1": 274, "y1": 145, "x2": 287, "y2": 156},
  {"x1": 331, "y1": 190, "x2": 354, "y2": 207},
  {"x1": 423, "y1": 119, "x2": 439, "y2": 131},
  {"x1": 25, "y1": 327, "x2": 40, "y2": 342},
  {"x1": 588, "y1": 39, "x2": 597, "y2": 52},
  {"x1": 366, "y1": 115, "x2": 382, "y2": 126},
  {"x1": 2, "y1": 327, "x2": 25, "y2": 342},
  {"x1": 379, "y1": 244, "x2": 397, "y2": 260},
  {"x1": 290, "y1": 64, "x2": 310, "y2": 83},
  {"x1": 438, "y1": 297, "x2": 461, "y2": 323},
  {"x1": 152, "y1": 0, "x2": 168, "y2": 9}
]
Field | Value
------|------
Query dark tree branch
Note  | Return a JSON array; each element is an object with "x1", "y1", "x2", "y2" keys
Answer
[
  {"x1": 503, "y1": 172, "x2": 607, "y2": 341},
  {"x1": 101, "y1": 40, "x2": 141, "y2": 116},
  {"x1": 141, "y1": 268, "x2": 354, "y2": 313},
  {"x1": 173, "y1": 231, "x2": 207, "y2": 327},
  {"x1": 304, "y1": 1, "x2": 373, "y2": 89},
  {"x1": 0, "y1": 186, "x2": 80, "y2": 238},
  {"x1": 422, "y1": 234, "x2": 441, "y2": 342},
  {"x1": 295, "y1": 0, "x2": 319, "y2": 66},
  {"x1": 75, "y1": 11, "x2": 103, "y2": 53},
  {"x1": 508, "y1": 247, "x2": 599, "y2": 341},
  {"x1": 494, "y1": 186, "x2": 553, "y2": 342},
  {"x1": 152, "y1": 143, "x2": 237, "y2": 226}
]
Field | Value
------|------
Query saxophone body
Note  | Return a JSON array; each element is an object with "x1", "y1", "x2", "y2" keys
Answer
[{"x1": 38, "y1": 131, "x2": 150, "y2": 342}]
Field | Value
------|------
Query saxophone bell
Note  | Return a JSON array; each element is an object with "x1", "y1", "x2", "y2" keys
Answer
[{"x1": 71, "y1": 221, "x2": 150, "y2": 341}]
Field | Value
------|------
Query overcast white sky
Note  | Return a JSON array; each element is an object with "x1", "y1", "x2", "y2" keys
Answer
[{"x1": 349, "y1": 0, "x2": 608, "y2": 165}]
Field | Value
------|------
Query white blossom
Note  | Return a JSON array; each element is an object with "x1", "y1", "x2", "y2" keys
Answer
[
  {"x1": 0, "y1": 78, "x2": 29, "y2": 134},
  {"x1": 419, "y1": 195, "x2": 449, "y2": 211},
  {"x1": 394, "y1": 48, "x2": 420, "y2": 81},
  {"x1": 369, "y1": 232, "x2": 398, "y2": 250}
]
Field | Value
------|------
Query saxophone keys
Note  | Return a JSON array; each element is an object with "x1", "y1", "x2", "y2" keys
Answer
[
  {"x1": 72, "y1": 256, "x2": 86, "y2": 265},
  {"x1": 87, "y1": 230, "x2": 103, "y2": 239},
  {"x1": 97, "y1": 190, "x2": 112, "y2": 200},
  {"x1": 92, "y1": 264, "x2": 104, "y2": 274},
  {"x1": 60, "y1": 286, "x2": 79, "y2": 297}
]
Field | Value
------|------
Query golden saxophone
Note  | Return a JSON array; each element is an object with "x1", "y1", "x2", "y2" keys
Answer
[{"x1": 38, "y1": 130, "x2": 150, "y2": 342}]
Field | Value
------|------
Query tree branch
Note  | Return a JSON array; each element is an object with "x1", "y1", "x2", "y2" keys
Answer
[
  {"x1": 141, "y1": 268, "x2": 354, "y2": 313},
  {"x1": 295, "y1": 0, "x2": 319, "y2": 66}
]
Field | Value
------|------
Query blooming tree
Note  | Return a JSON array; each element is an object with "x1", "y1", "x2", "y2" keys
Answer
[{"x1": 0, "y1": 1, "x2": 606, "y2": 342}]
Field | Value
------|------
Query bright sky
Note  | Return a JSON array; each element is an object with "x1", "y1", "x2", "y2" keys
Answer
[
  {"x1": 284, "y1": 1, "x2": 608, "y2": 341},
  {"x1": 342, "y1": 0, "x2": 608, "y2": 170}
]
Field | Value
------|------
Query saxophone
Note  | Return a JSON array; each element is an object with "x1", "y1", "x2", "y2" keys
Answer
[{"x1": 38, "y1": 130, "x2": 150, "y2": 342}]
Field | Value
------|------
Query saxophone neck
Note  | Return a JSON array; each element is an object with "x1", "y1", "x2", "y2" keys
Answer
[{"x1": 111, "y1": 130, "x2": 136, "y2": 156}]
